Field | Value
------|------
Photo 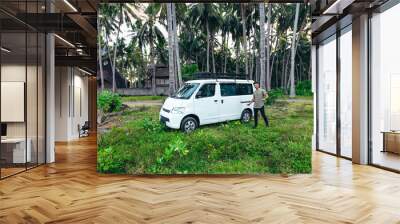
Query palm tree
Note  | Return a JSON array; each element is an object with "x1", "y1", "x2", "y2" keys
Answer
[
  {"x1": 136, "y1": 4, "x2": 165, "y2": 95},
  {"x1": 266, "y1": 4, "x2": 272, "y2": 91},
  {"x1": 99, "y1": 3, "x2": 312, "y2": 92},
  {"x1": 98, "y1": 4, "x2": 119, "y2": 91},
  {"x1": 259, "y1": 3, "x2": 266, "y2": 89},
  {"x1": 172, "y1": 4, "x2": 183, "y2": 88},
  {"x1": 167, "y1": 3, "x2": 176, "y2": 95},
  {"x1": 112, "y1": 6, "x2": 123, "y2": 92},
  {"x1": 240, "y1": 4, "x2": 248, "y2": 78},
  {"x1": 226, "y1": 6, "x2": 242, "y2": 74},
  {"x1": 102, "y1": 3, "x2": 138, "y2": 92},
  {"x1": 289, "y1": 3, "x2": 300, "y2": 97},
  {"x1": 190, "y1": 3, "x2": 220, "y2": 73},
  {"x1": 150, "y1": 3, "x2": 183, "y2": 89}
]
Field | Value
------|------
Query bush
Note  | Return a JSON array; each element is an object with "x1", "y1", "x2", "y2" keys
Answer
[
  {"x1": 151, "y1": 136, "x2": 189, "y2": 173},
  {"x1": 140, "y1": 117, "x2": 164, "y2": 132},
  {"x1": 182, "y1": 64, "x2": 199, "y2": 81},
  {"x1": 295, "y1": 80, "x2": 313, "y2": 96},
  {"x1": 97, "y1": 146, "x2": 126, "y2": 173},
  {"x1": 266, "y1": 88, "x2": 284, "y2": 105},
  {"x1": 97, "y1": 90, "x2": 122, "y2": 113}
]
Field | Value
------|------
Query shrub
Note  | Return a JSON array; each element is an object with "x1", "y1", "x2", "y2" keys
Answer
[
  {"x1": 150, "y1": 136, "x2": 189, "y2": 173},
  {"x1": 182, "y1": 64, "x2": 199, "y2": 81},
  {"x1": 97, "y1": 146, "x2": 126, "y2": 173},
  {"x1": 266, "y1": 88, "x2": 284, "y2": 105},
  {"x1": 97, "y1": 90, "x2": 122, "y2": 113},
  {"x1": 141, "y1": 117, "x2": 164, "y2": 132},
  {"x1": 295, "y1": 80, "x2": 313, "y2": 96}
]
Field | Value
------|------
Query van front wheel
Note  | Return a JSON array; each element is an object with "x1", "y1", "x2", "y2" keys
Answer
[
  {"x1": 241, "y1": 109, "x2": 252, "y2": 123},
  {"x1": 181, "y1": 117, "x2": 198, "y2": 133}
]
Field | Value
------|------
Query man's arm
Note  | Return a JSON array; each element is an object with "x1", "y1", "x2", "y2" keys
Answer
[
  {"x1": 263, "y1": 90, "x2": 269, "y2": 99},
  {"x1": 248, "y1": 94, "x2": 255, "y2": 106}
]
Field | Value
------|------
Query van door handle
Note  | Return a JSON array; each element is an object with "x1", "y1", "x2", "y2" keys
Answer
[
  {"x1": 221, "y1": 100, "x2": 224, "y2": 104},
  {"x1": 214, "y1": 100, "x2": 218, "y2": 102}
]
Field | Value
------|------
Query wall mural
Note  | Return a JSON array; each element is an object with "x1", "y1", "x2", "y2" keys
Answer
[{"x1": 97, "y1": 2, "x2": 312, "y2": 174}]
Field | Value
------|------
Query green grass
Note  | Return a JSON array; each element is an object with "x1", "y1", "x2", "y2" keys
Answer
[
  {"x1": 97, "y1": 101, "x2": 313, "y2": 175},
  {"x1": 121, "y1": 95, "x2": 167, "y2": 102},
  {"x1": 279, "y1": 95, "x2": 314, "y2": 101}
]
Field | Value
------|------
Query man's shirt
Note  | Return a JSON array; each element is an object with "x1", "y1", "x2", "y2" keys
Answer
[{"x1": 253, "y1": 88, "x2": 267, "y2": 108}]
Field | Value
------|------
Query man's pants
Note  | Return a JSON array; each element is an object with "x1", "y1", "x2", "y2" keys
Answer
[{"x1": 254, "y1": 106, "x2": 269, "y2": 127}]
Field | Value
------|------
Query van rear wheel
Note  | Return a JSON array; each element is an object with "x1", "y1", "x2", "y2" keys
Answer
[
  {"x1": 241, "y1": 109, "x2": 252, "y2": 123},
  {"x1": 181, "y1": 117, "x2": 198, "y2": 133}
]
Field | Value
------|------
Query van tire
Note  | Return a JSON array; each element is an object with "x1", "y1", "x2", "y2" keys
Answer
[
  {"x1": 181, "y1": 116, "x2": 198, "y2": 133},
  {"x1": 241, "y1": 109, "x2": 252, "y2": 123}
]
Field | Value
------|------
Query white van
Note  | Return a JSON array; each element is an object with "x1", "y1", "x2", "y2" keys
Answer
[{"x1": 159, "y1": 79, "x2": 255, "y2": 132}]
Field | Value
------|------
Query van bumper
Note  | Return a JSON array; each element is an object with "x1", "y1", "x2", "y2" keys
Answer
[{"x1": 159, "y1": 109, "x2": 182, "y2": 129}]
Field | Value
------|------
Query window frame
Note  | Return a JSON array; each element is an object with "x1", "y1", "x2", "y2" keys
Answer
[{"x1": 195, "y1": 83, "x2": 216, "y2": 99}]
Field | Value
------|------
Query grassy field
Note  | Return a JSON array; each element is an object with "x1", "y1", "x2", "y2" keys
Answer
[
  {"x1": 121, "y1": 95, "x2": 167, "y2": 102},
  {"x1": 97, "y1": 99, "x2": 313, "y2": 175}
]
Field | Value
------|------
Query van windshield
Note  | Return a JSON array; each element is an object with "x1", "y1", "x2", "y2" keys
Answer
[{"x1": 172, "y1": 83, "x2": 200, "y2": 99}]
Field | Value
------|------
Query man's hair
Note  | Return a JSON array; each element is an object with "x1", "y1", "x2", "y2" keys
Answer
[{"x1": 254, "y1": 82, "x2": 259, "y2": 85}]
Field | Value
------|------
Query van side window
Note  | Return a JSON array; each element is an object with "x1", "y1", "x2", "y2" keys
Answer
[
  {"x1": 196, "y1": 84, "x2": 216, "y2": 98},
  {"x1": 220, "y1": 83, "x2": 236, "y2": 96},
  {"x1": 236, "y1": 84, "x2": 253, "y2": 95}
]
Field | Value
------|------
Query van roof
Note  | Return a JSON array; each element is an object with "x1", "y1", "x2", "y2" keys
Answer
[{"x1": 185, "y1": 79, "x2": 254, "y2": 84}]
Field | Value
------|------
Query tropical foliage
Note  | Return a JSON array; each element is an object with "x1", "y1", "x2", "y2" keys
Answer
[
  {"x1": 98, "y1": 3, "x2": 311, "y2": 96},
  {"x1": 97, "y1": 90, "x2": 122, "y2": 113}
]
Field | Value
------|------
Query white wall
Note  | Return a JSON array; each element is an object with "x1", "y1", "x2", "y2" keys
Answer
[
  {"x1": 311, "y1": 45, "x2": 317, "y2": 150},
  {"x1": 55, "y1": 67, "x2": 89, "y2": 141}
]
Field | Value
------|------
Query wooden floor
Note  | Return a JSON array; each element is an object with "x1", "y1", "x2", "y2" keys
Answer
[{"x1": 1, "y1": 136, "x2": 400, "y2": 223}]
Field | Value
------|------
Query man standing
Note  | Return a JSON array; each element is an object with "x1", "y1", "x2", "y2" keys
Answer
[{"x1": 248, "y1": 82, "x2": 269, "y2": 128}]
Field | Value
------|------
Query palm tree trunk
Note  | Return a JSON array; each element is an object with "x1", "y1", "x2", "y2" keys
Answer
[
  {"x1": 206, "y1": 19, "x2": 210, "y2": 72},
  {"x1": 221, "y1": 33, "x2": 225, "y2": 73},
  {"x1": 98, "y1": 37, "x2": 104, "y2": 91},
  {"x1": 269, "y1": 35, "x2": 278, "y2": 88},
  {"x1": 224, "y1": 33, "x2": 228, "y2": 73},
  {"x1": 235, "y1": 41, "x2": 240, "y2": 74},
  {"x1": 241, "y1": 4, "x2": 248, "y2": 77},
  {"x1": 289, "y1": 3, "x2": 300, "y2": 97},
  {"x1": 284, "y1": 53, "x2": 290, "y2": 92},
  {"x1": 150, "y1": 36, "x2": 156, "y2": 95},
  {"x1": 167, "y1": 3, "x2": 176, "y2": 96},
  {"x1": 259, "y1": 3, "x2": 266, "y2": 88},
  {"x1": 280, "y1": 51, "x2": 286, "y2": 89},
  {"x1": 172, "y1": 4, "x2": 182, "y2": 87},
  {"x1": 266, "y1": 4, "x2": 272, "y2": 91},
  {"x1": 211, "y1": 35, "x2": 216, "y2": 73},
  {"x1": 112, "y1": 5, "x2": 123, "y2": 93}
]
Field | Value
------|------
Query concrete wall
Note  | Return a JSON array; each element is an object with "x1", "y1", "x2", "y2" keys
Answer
[{"x1": 117, "y1": 87, "x2": 169, "y2": 96}]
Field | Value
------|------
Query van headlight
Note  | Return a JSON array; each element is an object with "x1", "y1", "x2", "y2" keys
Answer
[{"x1": 171, "y1": 107, "x2": 185, "y2": 114}]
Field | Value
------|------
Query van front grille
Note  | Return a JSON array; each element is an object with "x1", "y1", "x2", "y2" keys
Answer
[{"x1": 162, "y1": 108, "x2": 170, "y2": 113}]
